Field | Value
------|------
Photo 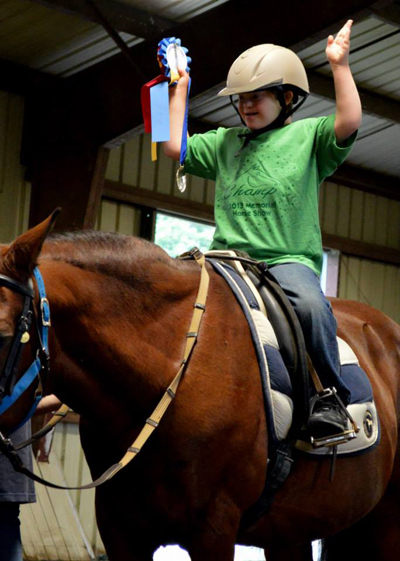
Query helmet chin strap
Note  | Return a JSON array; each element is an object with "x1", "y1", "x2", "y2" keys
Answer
[{"x1": 231, "y1": 86, "x2": 309, "y2": 155}]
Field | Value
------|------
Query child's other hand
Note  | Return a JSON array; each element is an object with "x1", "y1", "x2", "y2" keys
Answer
[{"x1": 326, "y1": 19, "x2": 353, "y2": 67}]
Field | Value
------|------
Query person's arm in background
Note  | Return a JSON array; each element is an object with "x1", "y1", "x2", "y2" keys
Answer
[
  {"x1": 35, "y1": 394, "x2": 62, "y2": 415},
  {"x1": 326, "y1": 20, "x2": 362, "y2": 143}
]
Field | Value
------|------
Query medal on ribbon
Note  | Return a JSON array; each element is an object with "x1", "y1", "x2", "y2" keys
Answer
[{"x1": 141, "y1": 38, "x2": 191, "y2": 191}]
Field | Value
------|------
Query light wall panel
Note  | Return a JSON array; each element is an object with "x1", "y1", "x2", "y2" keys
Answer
[{"x1": 0, "y1": 91, "x2": 30, "y2": 243}]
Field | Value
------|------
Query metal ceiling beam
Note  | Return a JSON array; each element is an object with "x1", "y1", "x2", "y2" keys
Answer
[
  {"x1": 289, "y1": 0, "x2": 399, "y2": 51},
  {"x1": 307, "y1": 72, "x2": 400, "y2": 123},
  {"x1": 28, "y1": 0, "x2": 176, "y2": 39},
  {"x1": 368, "y1": 0, "x2": 400, "y2": 27}
]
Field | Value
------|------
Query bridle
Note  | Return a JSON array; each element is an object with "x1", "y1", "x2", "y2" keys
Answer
[{"x1": 0, "y1": 268, "x2": 50, "y2": 423}]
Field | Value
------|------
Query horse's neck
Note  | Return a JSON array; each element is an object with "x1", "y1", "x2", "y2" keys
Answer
[{"x1": 42, "y1": 256, "x2": 199, "y2": 429}]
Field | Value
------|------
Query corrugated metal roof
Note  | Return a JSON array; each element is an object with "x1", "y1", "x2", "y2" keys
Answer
[
  {"x1": 347, "y1": 123, "x2": 400, "y2": 175},
  {"x1": 0, "y1": 0, "x2": 229, "y2": 76},
  {"x1": 0, "y1": 0, "x2": 97, "y2": 68},
  {"x1": 118, "y1": 0, "x2": 230, "y2": 20},
  {"x1": 298, "y1": 17, "x2": 400, "y2": 101},
  {"x1": 30, "y1": 28, "x2": 141, "y2": 77}
]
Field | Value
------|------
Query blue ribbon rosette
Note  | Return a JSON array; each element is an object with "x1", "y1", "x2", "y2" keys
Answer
[
  {"x1": 141, "y1": 38, "x2": 191, "y2": 191},
  {"x1": 157, "y1": 37, "x2": 191, "y2": 82}
]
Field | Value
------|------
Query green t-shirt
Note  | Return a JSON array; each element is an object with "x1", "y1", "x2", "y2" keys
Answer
[{"x1": 184, "y1": 115, "x2": 357, "y2": 275}]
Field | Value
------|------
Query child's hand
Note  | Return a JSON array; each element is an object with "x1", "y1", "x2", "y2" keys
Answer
[
  {"x1": 170, "y1": 67, "x2": 190, "y2": 101},
  {"x1": 326, "y1": 19, "x2": 353, "y2": 67},
  {"x1": 176, "y1": 67, "x2": 190, "y2": 88}
]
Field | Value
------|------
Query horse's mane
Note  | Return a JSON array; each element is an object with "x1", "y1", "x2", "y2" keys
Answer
[{"x1": 41, "y1": 230, "x2": 190, "y2": 283}]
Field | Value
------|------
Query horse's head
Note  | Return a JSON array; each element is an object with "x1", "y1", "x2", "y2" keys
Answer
[{"x1": 0, "y1": 210, "x2": 59, "y2": 431}]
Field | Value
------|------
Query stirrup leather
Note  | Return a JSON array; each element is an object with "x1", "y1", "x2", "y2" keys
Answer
[{"x1": 310, "y1": 387, "x2": 359, "y2": 449}]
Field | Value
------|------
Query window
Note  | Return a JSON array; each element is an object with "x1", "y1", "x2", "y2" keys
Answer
[
  {"x1": 154, "y1": 212, "x2": 215, "y2": 257},
  {"x1": 321, "y1": 249, "x2": 340, "y2": 296}
]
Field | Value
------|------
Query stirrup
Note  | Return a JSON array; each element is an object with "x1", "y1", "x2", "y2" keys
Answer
[{"x1": 309, "y1": 387, "x2": 359, "y2": 449}]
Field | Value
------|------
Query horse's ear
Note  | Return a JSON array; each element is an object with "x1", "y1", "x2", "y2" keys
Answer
[{"x1": 3, "y1": 209, "x2": 61, "y2": 281}]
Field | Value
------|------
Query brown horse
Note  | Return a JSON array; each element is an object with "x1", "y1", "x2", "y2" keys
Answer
[{"x1": 0, "y1": 213, "x2": 400, "y2": 561}]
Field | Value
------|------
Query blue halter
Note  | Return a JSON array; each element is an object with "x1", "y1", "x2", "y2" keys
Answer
[{"x1": 0, "y1": 268, "x2": 50, "y2": 429}]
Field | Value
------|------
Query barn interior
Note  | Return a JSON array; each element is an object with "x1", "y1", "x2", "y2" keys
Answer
[{"x1": 0, "y1": 0, "x2": 399, "y2": 559}]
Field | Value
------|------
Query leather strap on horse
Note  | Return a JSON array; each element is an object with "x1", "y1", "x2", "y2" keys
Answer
[
  {"x1": 0, "y1": 248, "x2": 209, "y2": 490},
  {"x1": 13, "y1": 404, "x2": 70, "y2": 451},
  {"x1": 240, "y1": 440, "x2": 295, "y2": 530}
]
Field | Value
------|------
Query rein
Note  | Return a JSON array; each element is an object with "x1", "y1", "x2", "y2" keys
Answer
[{"x1": 0, "y1": 247, "x2": 209, "y2": 490}]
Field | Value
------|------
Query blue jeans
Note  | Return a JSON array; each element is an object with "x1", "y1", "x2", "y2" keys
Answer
[
  {"x1": 268, "y1": 262, "x2": 351, "y2": 405},
  {"x1": 0, "y1": 503, "x2": 22, "y2": 561}
]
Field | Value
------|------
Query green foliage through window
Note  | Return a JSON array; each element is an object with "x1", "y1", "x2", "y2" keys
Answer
[{"x1": 154, "y1": 212, "x2": 215, "y2": 257}]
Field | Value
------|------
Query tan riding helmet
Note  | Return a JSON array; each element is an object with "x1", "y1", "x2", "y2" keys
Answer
[{"x1": 218, "y1": 44, "x2": 309, "y2": 97}]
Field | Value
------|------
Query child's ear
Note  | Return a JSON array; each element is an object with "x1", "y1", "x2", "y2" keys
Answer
[{"x1": 284, "y1": 90, "x2": 294, "y2": 105}]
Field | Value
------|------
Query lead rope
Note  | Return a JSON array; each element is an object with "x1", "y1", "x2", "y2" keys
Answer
[{"x1": 0, "y1": 248, "x2": 209, "y2": 490}]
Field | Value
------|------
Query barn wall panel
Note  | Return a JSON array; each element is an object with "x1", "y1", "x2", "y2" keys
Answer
[
  {"x1": 320, "y1": 181, "x2": 400, "y2": 248},
  {"x1": 0, "y1": 91, "x2": 30, "y2": 242},
  {"x1": 339, "y1": 256, "x2": 400, "y2": 324},
  {"x1": 105, "y1": 132, "x2": 215, "y2": 208},
  {"x1": 322, "y1": 181, "x2": 400, "y2": 324}
]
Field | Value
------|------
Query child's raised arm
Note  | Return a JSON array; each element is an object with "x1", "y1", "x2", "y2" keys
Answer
[
  {"x1": 326, "y1": 19, "x2": 362, "y2": 143},
  {"x1": 163, "y1": 69, "x2": 190, "y2": 160}
]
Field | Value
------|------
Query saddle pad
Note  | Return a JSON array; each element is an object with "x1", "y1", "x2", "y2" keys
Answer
[
  {"x1": 209, "y1": 259, "x2": 294, "y2": 445},
  {"x1": 208, "y1": 256, "x2": 380, "y2": 455}
]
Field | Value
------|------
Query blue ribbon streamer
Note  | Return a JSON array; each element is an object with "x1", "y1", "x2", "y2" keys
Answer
[
  {"x1": 150, "y1": 80, "x2": 170, "y2": 142},
  {"x1": 180, "y1": 76, "x2": 192, "y2": 166}
]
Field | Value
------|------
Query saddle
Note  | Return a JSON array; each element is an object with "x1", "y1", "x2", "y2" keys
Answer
[{"x1": 205, "y1": 250, "x2": 379, "y2": 456}]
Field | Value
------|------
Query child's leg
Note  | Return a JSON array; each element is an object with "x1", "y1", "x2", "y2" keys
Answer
[{"x1": 268, "y1": 262, "x2": 351, "y2": 404}]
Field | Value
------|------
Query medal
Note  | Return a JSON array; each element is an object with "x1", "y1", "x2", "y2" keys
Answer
[{"x1": 176, "y1": 165, "x2": 187, "y2": 193}]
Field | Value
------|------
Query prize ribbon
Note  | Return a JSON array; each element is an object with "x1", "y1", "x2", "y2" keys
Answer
[{"x1": 141, "y1": 37, "x2": 191, "y2": 185}]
